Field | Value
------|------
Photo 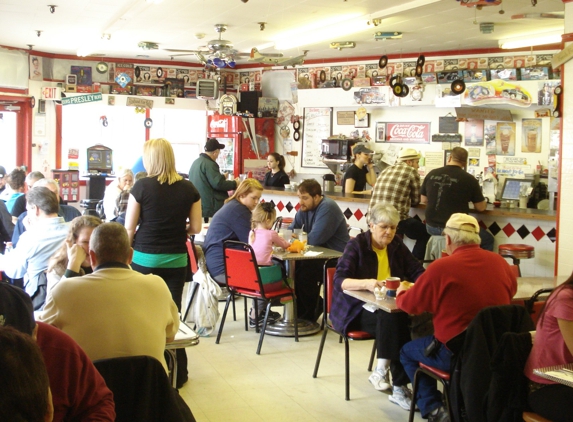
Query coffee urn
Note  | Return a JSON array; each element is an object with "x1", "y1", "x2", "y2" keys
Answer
[{"x1": 323, "y1": 174, "x2": 335, "y2": 193}]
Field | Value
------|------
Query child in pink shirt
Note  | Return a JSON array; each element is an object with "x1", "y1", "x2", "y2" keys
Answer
[{"x1": 249, "y1": 202, "x2": 290, "y2": 265}]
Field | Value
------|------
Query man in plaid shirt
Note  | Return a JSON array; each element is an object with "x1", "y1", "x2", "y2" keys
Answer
[{"x1": 368, "y1": 148, "x2": 429, "y2": 260}]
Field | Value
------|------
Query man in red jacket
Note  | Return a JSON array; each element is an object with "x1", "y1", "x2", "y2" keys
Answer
[
  {"x1": 395, "y1": 213, "x2": 517, "y2": 422},
  {"x1": 0, "y1": 282, "x2": 115, "y2": 421}
]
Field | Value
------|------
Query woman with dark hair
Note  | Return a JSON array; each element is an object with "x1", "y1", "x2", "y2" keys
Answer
[
  {"x1": 125, "y1": 138, "x2": 202, "y2": 388},
  {"x1": 524, "y1": 272, "x2": 573, "y2": 421},
  {"x1": 343, "y1": 144, "x2": 377, "y2": 194},
  {"x1": 263, "y1": 153, "x2": 290, "y2": 188},
  {"x1": 0, "y1": 325, "x2": 53, "y2": 422}
]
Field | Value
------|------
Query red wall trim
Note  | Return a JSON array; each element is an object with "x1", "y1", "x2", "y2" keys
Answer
[{"x1": 562, "y1": 33, "x2": 573, "y2": 43}]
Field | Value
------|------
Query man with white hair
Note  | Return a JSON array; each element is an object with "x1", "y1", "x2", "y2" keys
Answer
[
  {"x1": 368, "y1": 147, "x2": 430, "y2": 260},
  {"x1": 12, "y1": 178, "x2": 81, "y2": 247},
  {"x1": 395, "y1": 213, "x2": 517, "y2": 422}
]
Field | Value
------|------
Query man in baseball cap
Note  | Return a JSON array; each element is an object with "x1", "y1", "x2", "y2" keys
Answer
[
  {"x1": 396, "y1": 212, "x2": 517, "y2": 421},
  {"x1": 368, "y1": 147, "x2": 430, "y2": 260},
  {"x1": 204, "y1": 138, "x2": 226, "y2": 152},
  {"x1": 189, "y1": 138, "x2": 239, "y2": 220},
  {"x1": 0, "y1": 282, "x2": 116, "y2": 420}
]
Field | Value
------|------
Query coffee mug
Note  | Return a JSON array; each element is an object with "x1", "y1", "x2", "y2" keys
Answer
[{"x1": 384, "y1": 277, "x2": 401, "y2": 297}]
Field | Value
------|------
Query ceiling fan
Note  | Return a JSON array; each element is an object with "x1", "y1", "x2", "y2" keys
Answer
[{"x1": 165, "y1": 24, "x2": 250, "y2": 68}]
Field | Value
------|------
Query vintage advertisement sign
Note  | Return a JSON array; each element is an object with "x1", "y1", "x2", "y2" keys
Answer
[
  {"x1": 61, "y1": 93, "x2": 102, "y2": 106},
  {"x1": 126, "y1": 97, "x2": 154, "y2": 109},
  {"x1": 385, "y1": 122, "x2": 431, "y2": 144}
]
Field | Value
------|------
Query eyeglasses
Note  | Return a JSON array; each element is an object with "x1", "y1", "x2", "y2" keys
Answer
[{"x1": 373, "y1": 224, "x2": 397, "y2": 232}]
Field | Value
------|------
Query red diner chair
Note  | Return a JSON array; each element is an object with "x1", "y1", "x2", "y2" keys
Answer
[
  {"x1": 313, "y1": 257, "x2": 376, "y2": 401},
  {"x1": 215, "y1": 240, "x2": 298, "y2": 354},
  {"x1": 409, "y1": 363, "x2": 452, "y2": 422},
  {"x1": 525, "y1": 288, "x2": 554, "y2": 326}
]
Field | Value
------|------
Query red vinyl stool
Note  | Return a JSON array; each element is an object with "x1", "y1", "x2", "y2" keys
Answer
[
  {"x1": 409, "y1": 362, "x2": 451, "y2": 422},
  {"x1": 498, "y1": 244, "x2": 535, "y2": 276},
  {"x1": 523, "y1": 411, "x2": 553, "y2": 422}
]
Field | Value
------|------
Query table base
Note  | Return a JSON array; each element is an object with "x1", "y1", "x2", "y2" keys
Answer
[{"x1": 264, "y1": 318, "x2": 321, "y2": 337}]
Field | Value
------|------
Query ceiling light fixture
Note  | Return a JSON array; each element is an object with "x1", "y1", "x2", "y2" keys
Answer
[{"x1": 499, "y1": 31, "x2": 562, "y2": 49}]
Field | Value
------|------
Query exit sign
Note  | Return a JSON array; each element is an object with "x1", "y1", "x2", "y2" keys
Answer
[{"x1": 42, "y1": 87, "x2": 61, "y2": 100}]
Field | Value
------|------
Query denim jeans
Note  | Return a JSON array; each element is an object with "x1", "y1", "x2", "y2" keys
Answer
[
  {"x1": 400, "y1": 335, "x2": 453, "y2": 417},
  {"x1": 426, "y1": 224, "x2": 494, "y2": 251}
]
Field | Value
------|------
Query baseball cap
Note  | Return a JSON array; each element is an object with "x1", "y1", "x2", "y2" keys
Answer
[
  {"x1": 398, "y1": 148, "x2": 420, "y2": 161},
  {"x1": 445, "y1": 213, "x2": 479, "y2": 234},
  {"x1": 204, "y1": 138, "x2": 225, "y2": 152},
  {"x1": 353, "y1": 144, "x2": 374, "y2": 155},
  {"x1": 0, "y1": 283, "x2": 36, "y2": 335},
  {"x1": 0, "y1": 166, "x2": 6, "y2": 178}
]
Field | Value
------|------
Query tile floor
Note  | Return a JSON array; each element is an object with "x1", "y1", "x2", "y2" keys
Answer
[{"x1": 178, "y1": 300, "x2": 426, "y2": 422}]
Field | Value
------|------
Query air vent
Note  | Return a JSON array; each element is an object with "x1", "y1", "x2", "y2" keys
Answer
[
  {"x1": 480, "y1": 22, "x2": 495, "y2": 34},
  {"x1": 196, "y1": 79, "x2": 219, "y2": 100}
]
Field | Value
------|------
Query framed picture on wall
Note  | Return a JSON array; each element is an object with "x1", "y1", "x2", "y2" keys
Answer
[
  {"x1": 355, "y1": 112, "x2": 370, "y2": 128},
  {"x1": 376, "y1": 122, "x2": 386, "y2": 142},
  {"x1": 444, "y1": 149, "x2": 452, "y2": 166}
]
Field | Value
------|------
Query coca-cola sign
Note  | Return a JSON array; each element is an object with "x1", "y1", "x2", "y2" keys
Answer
[{"x1": 385, "y1": 122, "x2": 431, "y2": 143}]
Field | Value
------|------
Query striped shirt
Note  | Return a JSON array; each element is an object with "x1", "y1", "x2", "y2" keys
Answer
[{"x1": 368, "y1": 161, "x2": 421, "y2": 220}]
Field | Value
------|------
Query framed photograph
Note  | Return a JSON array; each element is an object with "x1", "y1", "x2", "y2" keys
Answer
[
  {"x1": 444, "y1": 150, "x2": 452, "y2": 166},
  {"x1": 355, "y1": 112, "x2": 370, "y2": 128},
  {"x1": 337, "y1": 111, "x2": 354, "y2": 125},
  {"x1": 376, "y1": 122, "x2": 386, "y2": 142},
  {"x1": 464, "y1": 119, "x2": 484, "y2": 146}
]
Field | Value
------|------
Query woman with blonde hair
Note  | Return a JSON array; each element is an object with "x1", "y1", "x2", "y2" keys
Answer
[
  {"x1": 102, "y1": 168, "x2": 134, "y2": 220},
  {"x1": 125, "y1": 138, "x2": 202, "y2": 388},
  {"x1": 203, "y1": 179, "x2": 280, "y2": 326},
  {"x1": 46, "y1": 215, "x2": 102, "y2": 300}
]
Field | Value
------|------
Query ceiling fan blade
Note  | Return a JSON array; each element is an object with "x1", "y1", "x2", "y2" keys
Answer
[{"x1": 164, "y1": 48, "x2": 204, "y2": 53}]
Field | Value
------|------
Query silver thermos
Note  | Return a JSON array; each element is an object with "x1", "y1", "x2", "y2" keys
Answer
[{"x1": 323, "y1": 174, "x2": 335, "y2": 193}]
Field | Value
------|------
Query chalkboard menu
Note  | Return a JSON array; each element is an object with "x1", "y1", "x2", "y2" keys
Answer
[{"x1": 302, "y1": 107, "x2": 332, "y2": 168}]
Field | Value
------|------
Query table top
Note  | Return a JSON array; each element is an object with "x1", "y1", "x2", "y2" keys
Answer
[
  {"x1": 343, "y1": 289, "x2": 401, "y2": 313},
  {"x1": 166, "y1": 321, "x2": 200, "y2": 349},
  {"x1": 273, "y1": 246, "x2": 342, "y2": 262},
  {"x1": 534, "y1": 363, "x2": 573, "y2": 388},
  {"x1": 514, "y1": 275, "x2": 568, "y2": 300}
]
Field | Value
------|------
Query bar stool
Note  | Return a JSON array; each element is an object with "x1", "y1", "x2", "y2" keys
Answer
[
  {"x1": 498, "y1": 244, "x2": 535, "y2": 276},
  {"x1": 409, "y1": 362, "x2": 452, "y2": 422}
]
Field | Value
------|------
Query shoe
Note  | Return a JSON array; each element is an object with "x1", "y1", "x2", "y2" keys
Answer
[
  {"x1": 428, "y1": 406, "x2": 450, "y2": 422},
  {"x1": 388, "y1": 385, "x2": 413, "y2": 411},
  {"x1": 176, "y1": 375, "x2": 188, "y2": 389},
  {"x1": 368, "y1": 367, "x2": 391, "y2": 391},
  {"x1": 248, "y1": 310, "x2": 281, "y2": 328},
  {"x1": 217, "y1": 286, "x2": 229, "y2": 301}
]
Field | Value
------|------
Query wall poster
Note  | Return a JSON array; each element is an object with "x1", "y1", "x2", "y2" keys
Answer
[
  {"x1": 301, "y1": 107, "x2": 332, "y2": 168},
  {"x1": 521, "y1": 118, "x2": 542, "y2": 153}
]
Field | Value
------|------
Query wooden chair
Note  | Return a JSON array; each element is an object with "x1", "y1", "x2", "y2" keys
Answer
[
  {"x1": 215, "y1": 240, "x2": 297, "y2": 354},
  {"x1": 312, "y1": 257, "x2": 376, "y2": 401}
]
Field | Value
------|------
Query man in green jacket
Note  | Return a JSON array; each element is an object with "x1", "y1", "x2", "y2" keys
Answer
[{"x1": 189, "y1": 138, "x2": 239, "y2": 221}]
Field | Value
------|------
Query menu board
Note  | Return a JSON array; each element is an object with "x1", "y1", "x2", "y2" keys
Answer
[{"x1": 302, "y1": 107, "x2": 332, "y2": 168}]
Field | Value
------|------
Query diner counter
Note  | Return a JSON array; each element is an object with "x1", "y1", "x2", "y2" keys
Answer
[
  {"x1": 262, "y1": 188, "x2": 556, "y2": 222},
  {"x1": 262, "y1": 187, "x2": 557, "y2": 277}
]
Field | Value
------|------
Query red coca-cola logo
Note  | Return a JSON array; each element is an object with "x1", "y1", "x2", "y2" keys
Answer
[{"x1": 389, "y1": 124, "x2": 427, "y2": 139}]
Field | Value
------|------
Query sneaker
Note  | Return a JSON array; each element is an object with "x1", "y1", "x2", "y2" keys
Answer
[
  {"x1": 248, "y1": 310, "x2": 281, "y2": 328},
  {"x1": 388, "y1": 385, "x2": 413, "y2": 411},
  {"x1": 217, "y1": 287, "x2": 229, "y2": 301},
  {"x1": 368, "y1": 367, "x2": 391, "y2": 391},
  {"x1": 428, "y1": 406, "x2": 450, "y2": 422}
]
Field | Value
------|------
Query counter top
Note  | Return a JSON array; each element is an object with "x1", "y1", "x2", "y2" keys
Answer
[{"x1": 262, "y1": 187, "x2": 556, "y2": 221}]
